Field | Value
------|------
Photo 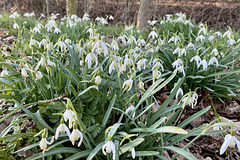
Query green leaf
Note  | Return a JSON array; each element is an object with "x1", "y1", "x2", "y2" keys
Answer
[
  {"x1": 130, "y1": 128, "x2": 157, "y2": 133},
  {"x1": 135, "y1": 151, "x2": 159, "y2": 157},
  {"x1": 163, "y1": 146, "x2": 198, "y2": 160},
  {"x1": 109, "y1": 123, "x2": 122, "y2": 138},
  {"x1": 154, "y1": 126, "x2": 188, "y2": 135},
  {"x1": 87, "y1": 142, "x2": 105, "y2": 160},
  {"x1": 102, "y1": 94, "x2": 116, "y2": 127},
  {"x1": 178, "y1": 106, "x2": 211, "y2": 128},
  {"x1": 26, "y1": 147, "x2": 80, "y2": 160},
  {"x1": 13, "y1": 100, "x2": 54, "y2": 132},
  {"x1": 150, "y1": 117, "x2": 166, "y2": 129},
  {"x1": 65, "y1": 150, "x2": 91, "y2": 160},
  {"x1": 149, "y1": 77, "x2": 184, "y2": 125},
  {"x1": 206, "y1": 69, "x2": 240, "y2": 78},
  {"x1": 119, "y1": 138, "x2": 144, "y2": 155}
]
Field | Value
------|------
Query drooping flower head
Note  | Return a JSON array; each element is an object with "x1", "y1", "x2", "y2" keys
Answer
[
  {"x1": 63, "y1": 98, "x2": 77, "y2": 129},
  {"x1": 220, "y1": 129, "x2": 240, "y2": 155},
  {"x1": 55, "y1": 118, "x2": 71, "y2": 140},
  {"x1": 70, "y1": 122, "x2": 83, "y2": 147}
]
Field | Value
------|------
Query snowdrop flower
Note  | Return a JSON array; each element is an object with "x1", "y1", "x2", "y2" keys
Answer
[
  {"x1": 55, "y1": 118, "x2": 71, "y2": 140},
  {"x1": 32, "y1": 27, "x2": 40, "y2": 33},
  {"x1": 123, "y1": 79, "x2": 133, "y2": 91},
  {"x1": 111, "y1": 40, "x2": 119, "y2": 51},
  {"x1": 190, "y1": 55, "x2": 201, "y2": 66},
  {"x1": 13, "y1": 23, "x2": 19, "y2": 29},
  {"x1": 21, "y1": 68, "x2": 28, "y2": 77},
  {"x1": 198, "y1": 27, "x2": 207, "y2": 35},
  {"x1": 0, "y1": 70, "x2": 8, "y2": 77},
  {"x1": 125, "y1": 25, "x2": 134, "y2": 31},
  {"x1": 124, "y1": 55, "x2": 133, "y2": 67},
  {"x1": 35, "y1": 71, "x2": 43, "y2": 80},
  {"x1": 148, "y1": 31, "x2": 158, "y2": 40},
  {"x1": 102, "y1": 140, "x2": 116, "y2": 160},
  {"x1": 227, "y1": 38, "x2": 236, "y2": 46},
  {"x1": 125, "y1": 105, "x2": 135, "y2": 118},
  {"x1": 95, "y1": 75, "x2": 102, "y2": 85},
  {"x1": 63, "y1": 99, "x2": 77, "y2": 129},
  {"x1": 223, "y1": 30, "x2": 231, "y2": 38},
  {"x1": 181, "y1": 92, "x2": 198, "y2": 108},
  {"x1": 137, "y1": 39, "x2": 146, "y2": 46},
  {"x1": 174, "y1": 65, "x2": 185, "y2": 76},
  {"x1": 173, "y1": 47, "x2": 180, "y2": 55},
  {"x1": 152, "y1": 62, "x2": 164, "y2": 72},
  {"x1": 137, "y1": 58, "x2": 148, "y2": 71},
  {"x1": 82, "y1": 14, "x2": 90, "y2": 21},
  {"x1": 148, "y1": 20, "x2": 158, "y2": 26},
  {"x1": 184, "y1": 20, "x2": 194, "y2": 27},
  {"x1": 196, "y1": 35, "x2": 205, "y2": 42},
  {"x1": 85, "y1": 52, "x2": 98, "y2": 69},
  {"x1": 187, "y1": 42, "x2": 195, "y2": 49},
  {"x1": 127, "y1": 35, "x2": 137, "y2": 45},
  {"x1": 153, "y1": 69, "x2": 161, "y2": 80},
  {"x1": 171, "y1": 87, "x2": 184, "y2": 98},
  {"x1": 54, "y1": 28, "x2": 61, "y2": 34},
  {"x1": 168, "y1": 35, "x2": 181, "y2": 45},
  {"x1": 109, "y1": 60, "x2": 117, "y2": 74},
  {"x1": 70, "y1": 123, "x2": 83, "y2": 147},
  {"x1": 29, "y1": 38, "x2": 39, "y2": 49},
  {"x1": 210, "y1": 48, "x2": 219, "y2": 56},
  {"x1": 138, "y1": 79, "x2": 144, "y2": 89},
  {"x1": 39, "y1": 130, "x2": 54, "y2": 154},
  {"x1": 220, "y1": 130, "x2": 240, "y2": 155},
  {"x1": 39, "y1": 137, "x2": 54, "y2": 154},
  {"x1": 198, "y1": 59, "x2": 208, "y2": 70},
  {"x1": 109, "y1": 15, "x2": 114, "y2": 20},
  {"x1": 40, "y1": 14, "x2": 45, "y2": 18},
  {"x1": 9, "y1": 12, "x2": 20, "y2": 18},
  {"x1": 214, "y1": 31, "x2": 222, "y2": 37},
  {"x1": 172, "y1": 58, "x2": 183, "y2": 68},
  {"x1": 93, "y1": 40, "x2": 108, "y2": 56},
  {"x1": 130, "y1": 148, "x2": 136, "y2": 159},
  {"x1": 208, "y1": 57, "x2": 219, "y2": 66},
  {"x1": 208, "y1": 36, "x2": 214, "y2": 42},
  {"x1": 198, "y1": 58, "x2": 208, "y2": 70}
]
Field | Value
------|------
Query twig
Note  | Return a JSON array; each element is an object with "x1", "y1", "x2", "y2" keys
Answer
[{"x1": 0, "y1": 93, "x2": 67, "y2": 119}]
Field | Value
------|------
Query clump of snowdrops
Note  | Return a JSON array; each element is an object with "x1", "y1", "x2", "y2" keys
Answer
[{"x1": 0, "y1": 12, "x2": 239, "y2": 159}]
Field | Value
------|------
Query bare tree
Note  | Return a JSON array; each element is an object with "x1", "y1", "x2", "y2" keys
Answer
[
  {"x1": 66, "y1": 0, "x2": 77, "y2": 16},
  {"x1": 137, "y1": 0, "x2": 154, "y2": 30}
]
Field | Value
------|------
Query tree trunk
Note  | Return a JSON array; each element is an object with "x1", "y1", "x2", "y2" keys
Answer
[
  {"x1": 137, "y1": 0, "x2": 154, "y2": 30},
  {"x1": 66, "y1": 0, "x2": 77, "y2": 16}
]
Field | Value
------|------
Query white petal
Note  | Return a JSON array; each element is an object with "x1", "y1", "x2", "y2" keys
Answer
[
  {"x1": 220, "y1": 135, "x2": 231, "y2": 155},
  {"x1": 102, "y1": 143, "x2": 108, "y2": 155},
  {"x1": 64, "y1": 124, "x2": 71, "y2": 137},
  {"x1": 55, "y1": 127, "x2": 60, "y2": 140},
  {"x1": 77, "y1": 131, "x2": 83, "y2": 147},
  {"x1": 131, "y1": 148, "x2": 135, "y2": 159}
]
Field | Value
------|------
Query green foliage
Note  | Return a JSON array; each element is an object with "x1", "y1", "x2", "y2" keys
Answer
[{"x1": 0, "y1": 12, "x2": 239, "y2": 159}]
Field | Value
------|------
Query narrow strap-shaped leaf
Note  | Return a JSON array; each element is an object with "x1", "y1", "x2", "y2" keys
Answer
[
  {"x1": 86, "y1": 142, "x2": 105, "y2": 160},
  {"x1": 26, "y1": 147, "x2": 80, "y2": 160},
  {"x1": 149, "y1": 77, "x2": 184, "y2": 125},
  {"x1": 119, "y1": 138, "x2": 144, "y2": 155},
  {"x1": 65, "y1": 150, "x2": 91, "y2": 160},
  {"x1": 102, "y1": 94, "x2": 116, "y2": 127},
  {"x1": 178, "y1": 106, "x2": 211, "y2": 128},
  {"x1": 163, "y1": 146, "x2": 198, "y2": 160}
]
